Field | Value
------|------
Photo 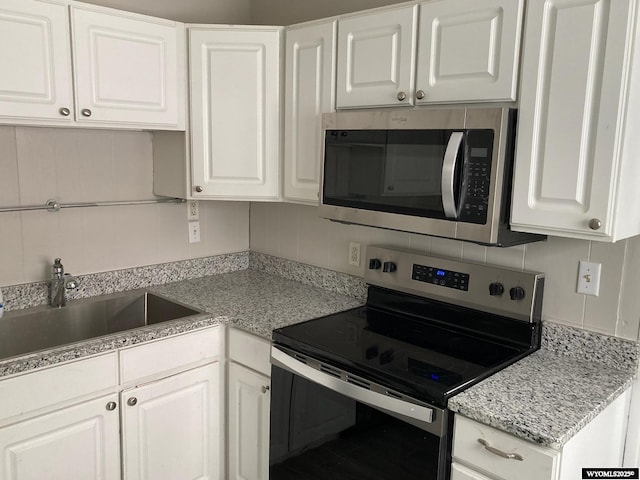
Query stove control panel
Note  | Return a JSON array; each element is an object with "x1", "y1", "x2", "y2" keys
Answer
[
  {"x1": 364, "y1": 245, "x2": 544, "y2": 322},
  {"x1": 412, "y1": 264, "x2": 469, "y2": 291}
]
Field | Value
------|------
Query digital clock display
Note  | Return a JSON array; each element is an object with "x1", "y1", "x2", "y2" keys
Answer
[{"x1": 436, "y1": 270, "x2": 446, "y2": 277}]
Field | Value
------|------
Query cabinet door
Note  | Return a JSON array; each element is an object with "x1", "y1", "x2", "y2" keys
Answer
[
  {"x1": 0, "y1": 394, "x2": 120, "y2": 480},
  {"x1": 121, "y1": 363, "x2": 221, "y2": 480},
  {"x1": 0, "y1": 0, "x2": 73, "y2": 123},
  {"x1": 511, "y1": 0, "x2": 632, "y2": 239},
  {"x1": 415, "y1": 0, "x2": 523, "y2": 103},
  {"x1": 71, "y1": 5, "x2": 182, "y2": 128},
  {"x1": 336, "y1": 5, "x2": 418, "y2": 108},
  {"x1": 284, "y1": 20, "x2": 337, "y2": 204},
  {"x1": 228, "y1": 363, "x2": 270, "y2": 480},
  {"x1": 190, "y1": 27, "x2": 281, "y2": 200}
]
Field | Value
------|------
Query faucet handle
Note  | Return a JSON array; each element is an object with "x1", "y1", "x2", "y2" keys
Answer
[
  {"x1": 53, "y1": 258, "x2": 64, "y2": 275},
  {"x1": 64, "y1": 273, "x2": 79, "y2": 290}
]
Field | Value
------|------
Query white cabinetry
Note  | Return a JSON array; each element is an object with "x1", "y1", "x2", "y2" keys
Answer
[
  {"x1": 452, "y1": 389, "x2": 631, "y2": 480},
  {"x1": 0, "y1": 327, "x2": 222, "y2": 480},
  {"x1": 70, "y1": 5, "x2": 183, "y2": 128},
  {"x1": 0, "y1": 394, "x2": 120, "y2": 480},
  {"x1": 227, "y1": 328, "x2": 272, "y2": 480},
  {"x1": 335, "y1": 0, "x2": 523, "y2": 109},
  {"x1": 0, "y1": 0, "x2": 185, "y2": 130},
  {"x1": 415, "y1": 0, "x2": 523, "y2": 104},
  {"x1": 0, "y1": 0, "x2": 74, "y2": 123},
  {"x1": 284, "y1": 20, "x2": 337, "y2": 204},
  {"x1": 511, "y1": 0, "x2": 640, "y2": 242},
  {"x1": 122, "y1": 364, "x2": 220, "y2": 480},
  {"x1": 336, "y1": 4, "x2": 418, "y2": 108},
  {"x1": 189, "y1": 26, "x2": 282, "y2": 200}
]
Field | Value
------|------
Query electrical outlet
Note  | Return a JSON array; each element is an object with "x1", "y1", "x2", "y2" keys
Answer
[
  {"x1": 348, "y1": 242, "x2": 361, "y2": 267},
  {"x1": 187, "y1": 200, "x2": 199, "y2": 220},
  {"x1": 188, "y1": 221, "x2": 201, "y2": 243},
  {"x1": 577, "y1": 261, "x2": 601, "y2": 296}
]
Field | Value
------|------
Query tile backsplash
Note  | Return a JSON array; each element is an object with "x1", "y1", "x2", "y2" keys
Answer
[
  {"x1": 250, "y1": 202, "x2": 640, "y2": 342},
  {"x1": 0, "y1": 126, "x2": 249, "y2": 286}
]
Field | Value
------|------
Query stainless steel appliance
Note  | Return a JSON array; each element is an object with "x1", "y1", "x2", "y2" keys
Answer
[
  {"x1": 269, "y1": 246, "x2": 544, "y2": 480},
  {"x1": 320, "y1": 107, "x2": 545, "y2": 246}
]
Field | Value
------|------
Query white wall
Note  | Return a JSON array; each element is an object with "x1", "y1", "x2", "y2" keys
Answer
[
  {"x1": 250, "y1": 0, "x2": 407, "y2": 25},
  {"x1": 78, "y1": 0, "x2": 252, "y2": 23},
  {"x1": 0, "y1": 126, "x2": 249, "y2": 286},
  {"x1": 250, "y1": 202, "x2": 640, "y2": 341}
]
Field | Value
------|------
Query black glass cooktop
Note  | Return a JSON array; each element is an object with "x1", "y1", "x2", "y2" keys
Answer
[{"x1": 273, "y1": 289, "x2": 536, "y2": 407}]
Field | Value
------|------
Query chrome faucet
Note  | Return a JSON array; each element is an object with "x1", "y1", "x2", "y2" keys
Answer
[{"x1": 50, "y1": 258, "x2": 79, "y2": 308}]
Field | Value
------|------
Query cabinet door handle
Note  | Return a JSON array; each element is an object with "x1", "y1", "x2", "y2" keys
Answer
[
  {"x1": 397, "y1": 91, "x2": 407, "y2": 101},
  {"x1": 81, "y1": 108, "x2": 92, "y2": 117},
  {"x1": 261, "y1": 385, "x2": 270, "y2": 394},
  {"x1": 195, "y1": 185, "x2": 204, "y2": 193},
  {"x1": 589, "y1": 218, "x2": 602, "y2": 230},
  {"x1": 59, "y1": 107, "x2": 71, "y2": 117},
  {"x1": 477, "y1": 438, "x2": 524, "y2": 461},
  {"x1": 127, "y1": 397, "x2": 138, "y2": 406},
  {"x1": 416, "y1": 90, "x2": 426, "y2": 100},
  {"x1": 105, "y1": 401, "x2": 117, "y2": 411}
]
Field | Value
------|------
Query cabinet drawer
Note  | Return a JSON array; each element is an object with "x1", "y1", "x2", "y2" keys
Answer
[
  {"x1": 120, "y1": 327, "x2": 220, "y2": 383},
  {"x1": 451, "y1": 462, "x2": 492, "y2": 480},
  {"x1": 228, "y1": 328, "x2": 271, "y2": 376},
  {"x1": 453, "y1": 416, "x2": 560, "y2": 480},
  {"x1": 0, "y1": 353, "x2": 118, "y2": 422}
]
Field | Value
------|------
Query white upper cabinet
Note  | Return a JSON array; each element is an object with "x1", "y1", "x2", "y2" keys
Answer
[
  {"x1": 415, "y1": 0, "x2": 524, "y2": 104},
  {"x1": 0, "y1": 0, "x2": 185, "y2": 130},
  {"x1": 0, "y1": 0, "x2": 74, "y2": 123},
  {"x1": 71, "y1": 5, "x2": 184, "y2": 128},
  {"x1": 335, "y1": 0, "x2": 523, "y2": 109},
  {"x1": 336, "y1": 4, "x2": 418, "y2": 108},
  {"x1": 511, "y1": 0, "x2": 640, "y2": 242},
  {"x1": 189, "y1": 26, "x2": 282, "y2": 200},
  {"x1": 284, "y1": 20, "x2": 337, "y2": 204}
]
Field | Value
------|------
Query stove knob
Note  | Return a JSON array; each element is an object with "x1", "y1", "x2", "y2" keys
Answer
[
  {"x1": 368, "y1": 258, "x2": 382, "y2": 270},
  {"x1": 382, "y1": 261, "x2": 397, "y2": 273},
  {"x1": 509, "y1": 286, "x2": 526, "y2": 301},
  {"x1": 488, "y1": 282, "x2": 504, "y2": 296}
]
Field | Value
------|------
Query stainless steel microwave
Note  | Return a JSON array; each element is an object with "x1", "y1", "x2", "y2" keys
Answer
[{"x1": 319, "y1": 107, "x2": 545, "y2": 247}]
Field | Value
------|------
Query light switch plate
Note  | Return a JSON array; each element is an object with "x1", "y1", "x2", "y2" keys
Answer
[{"x1": 577, "y1": 261, "x2": 601, "y2": 296}]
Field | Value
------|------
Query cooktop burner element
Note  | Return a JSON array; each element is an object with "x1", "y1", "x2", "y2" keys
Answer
[{"x1": 272, "y1": 246, "x2": 544, "y2": 408}]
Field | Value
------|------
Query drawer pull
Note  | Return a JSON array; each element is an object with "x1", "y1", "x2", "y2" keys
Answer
[{"x1": 477, "y1": 438, "x2": 524, "y2": 461}]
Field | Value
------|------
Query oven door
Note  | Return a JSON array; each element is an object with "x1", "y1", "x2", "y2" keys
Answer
[{"x1": 270, "y1": 346, "x2": 452, "y2": 480}]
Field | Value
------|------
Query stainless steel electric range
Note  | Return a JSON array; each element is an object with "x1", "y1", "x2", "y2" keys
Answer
[{"x1": 269, "y1": 246, "x2": 544, "y2": 480}]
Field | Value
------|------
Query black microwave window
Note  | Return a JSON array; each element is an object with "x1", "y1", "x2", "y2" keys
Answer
[{"x1": 323, "y1": 129, "x2": 464, "y2": 220}]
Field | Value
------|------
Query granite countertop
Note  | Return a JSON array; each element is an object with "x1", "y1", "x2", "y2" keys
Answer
[
  {"x1": 448, "y1": 328, "x2": 638, "y2": 449},
  {"x1": 0, "y1": 269, "x2": 363, "y2": 378},
  {"x1": 151, "y1": 270, "x2": 364, "y2": 338}
]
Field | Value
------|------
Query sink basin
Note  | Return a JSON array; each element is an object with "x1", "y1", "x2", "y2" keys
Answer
[{"x1": 0, "y1": 291, "x2": 203, "y2": 361}]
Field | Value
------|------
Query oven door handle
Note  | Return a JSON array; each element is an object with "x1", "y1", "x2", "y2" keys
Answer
[
  {"x1": 441, "y1": 131, "x2": 464, "y2": 219},
  {"x1": 271, "y1": 347, "x2": 436, "y2": 428}
]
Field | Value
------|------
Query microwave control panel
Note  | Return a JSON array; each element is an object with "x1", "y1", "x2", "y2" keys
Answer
[{"x1": 458, "y1": 130, "x2": 494, "y2": 225}]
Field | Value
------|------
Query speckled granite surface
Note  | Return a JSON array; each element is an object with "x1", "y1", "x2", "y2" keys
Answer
[
  {"x1": 1, "y1": 251, "x2": 249, "y2": 312},
  {"x1": 0, "y1": 268, "x2": 362, "y2": 378},
  {"x1": 448, "y1": 322, "x2": 638, "y2": 449},
  {"x1": 152, "y1": 270, "x2": 364, "y2": 338}
]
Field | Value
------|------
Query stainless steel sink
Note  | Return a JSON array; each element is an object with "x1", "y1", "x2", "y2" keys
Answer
[{"x1": 0, "y1": 291, "x2": 202, "y2": 361}]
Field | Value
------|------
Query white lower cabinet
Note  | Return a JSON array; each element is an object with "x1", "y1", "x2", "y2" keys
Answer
[
  {"x1": 0, "y1": 393, "x2": 121, "y2": 480},
  {"x1": 122, "y1": 363, "x2": 221, "y2": 480},
  {"x1": 228, "y1": 363, "x2": 270, "y2": 480},
  {"x1": 452, "y1": 388, "x2": 631, "y2": 480},
  {"x1": 0, "y1": 326, "x2": 222, "y2": 480},
  {"x1": 227, "y1": 328, "x2": 272, "y2": 480}
]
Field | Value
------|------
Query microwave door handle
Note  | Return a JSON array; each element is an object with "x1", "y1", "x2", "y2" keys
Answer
[{"x1": 441, "y1": 132, "x2": 464, "y2": 219}]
